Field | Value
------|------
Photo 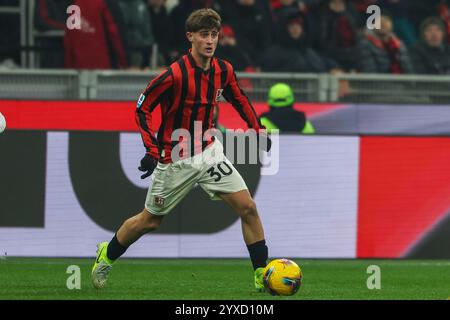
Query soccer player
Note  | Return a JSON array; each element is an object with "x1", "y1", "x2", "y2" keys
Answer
[{"x1": 91, "y1": 8, "x2": 270, "y2": 292}]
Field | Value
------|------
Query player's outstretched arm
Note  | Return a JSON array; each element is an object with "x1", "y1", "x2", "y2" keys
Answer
[
  {"x1": 135, "y1": 68, "x2": 173, "y2": 177},
  {"x1": 222, "y1": 62, "x2": 261, "y2": 130},
  {"x1": 221, "y1": 62, "x2": 271, "y2": 151}
]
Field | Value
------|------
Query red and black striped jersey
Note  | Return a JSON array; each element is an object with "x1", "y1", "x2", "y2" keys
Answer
[{"x1": 135, "y1": 51, "x2": 262, "y2": 163}]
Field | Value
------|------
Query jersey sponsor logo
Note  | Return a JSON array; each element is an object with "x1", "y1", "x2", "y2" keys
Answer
[
  {"x1": 215, "y1": 89, "x2": 223, "y2": 102},
  {"x1": 154, "y1": 196, "x2": 165, "y2": 207},
  {"x1": 137, "y1": 94, "x2": 145, "y2": 108}
]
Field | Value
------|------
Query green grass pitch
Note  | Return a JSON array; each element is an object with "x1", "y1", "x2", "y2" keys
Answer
[{"x1": 0, "y1": 258, "x2": 449, "y2": 300}]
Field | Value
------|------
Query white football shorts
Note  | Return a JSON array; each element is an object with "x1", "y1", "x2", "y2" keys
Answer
[{"x1": 145, "y1": 139, "x2": 248, "y2": 215}]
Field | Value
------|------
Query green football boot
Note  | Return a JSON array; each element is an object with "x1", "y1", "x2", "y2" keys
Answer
[
  {"x1": 91, "y1": 242, "x2": 114, "y2": 289},
  {"x1": 255, "y1": 267, "x2": 265, "y2": 292}
]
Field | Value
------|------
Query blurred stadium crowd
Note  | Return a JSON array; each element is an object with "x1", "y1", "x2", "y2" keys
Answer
[{"x1": 0, "y1": 0, "x2": 449, "y2": 75}]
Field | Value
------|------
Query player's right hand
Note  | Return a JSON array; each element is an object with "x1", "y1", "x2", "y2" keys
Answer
[{"x1": 138, "y1": 153, "x2": 158, "y2": 179}]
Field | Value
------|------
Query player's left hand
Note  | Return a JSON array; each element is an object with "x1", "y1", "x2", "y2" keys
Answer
[
  {"x1": 138, "y1": 153, "x2": 158, "y2": 179},
  {"x1": 258, "y1": 128, "x2": 271, "y2": 152}
]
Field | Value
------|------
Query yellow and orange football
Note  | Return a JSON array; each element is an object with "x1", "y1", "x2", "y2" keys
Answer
[{"x1": 263, "y1": 258, "x2": 302, "y2": 296}]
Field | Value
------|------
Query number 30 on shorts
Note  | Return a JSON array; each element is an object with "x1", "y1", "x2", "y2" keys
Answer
[{"x1": 207, "y1": 161, "x2": 234, "y2": 182}]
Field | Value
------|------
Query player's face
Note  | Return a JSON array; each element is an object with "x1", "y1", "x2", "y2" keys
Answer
[{"x1": 188, "y1": 29, "x2": 219, "y2": 59}]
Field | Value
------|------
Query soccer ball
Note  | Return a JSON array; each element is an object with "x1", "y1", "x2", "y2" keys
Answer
[
  {"x1": 0, "y1": 112, "x2": 6, "y2": 133},
  {"x1": 263, "y1": 258, "x2": 302, "y2": 296}
]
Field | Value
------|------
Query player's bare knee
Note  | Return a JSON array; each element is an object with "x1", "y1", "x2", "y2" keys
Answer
[
  {"x1": 239, "y1": 200, "x2": 258, "y2": 220},
  {"x1": 123, "y1": 216, "x2": 141, "y2": 234},
  {"x1": 139, "y1": 209, "x2": 162, "y2": 232},
  {"x1": 142, "y1": 219, "x2": 161, "y2": 233}
]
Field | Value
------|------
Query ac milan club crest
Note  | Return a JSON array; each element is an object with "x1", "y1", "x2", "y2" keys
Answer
[
  {"x1": 215, "y1": 89, "x2": 223, "y2": 102},
  {"x1": 154, "y1": 196, "x2": 165, "y2": 207}
]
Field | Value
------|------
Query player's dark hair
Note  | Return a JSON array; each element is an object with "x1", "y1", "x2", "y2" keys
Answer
[{"x1": 185, "y1": 8, "x2": 221, "y2": 33}]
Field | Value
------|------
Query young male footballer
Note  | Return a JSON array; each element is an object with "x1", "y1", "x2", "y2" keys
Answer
[{"x1": 91, "y1": 8, "x2": 270, "y2": 291}]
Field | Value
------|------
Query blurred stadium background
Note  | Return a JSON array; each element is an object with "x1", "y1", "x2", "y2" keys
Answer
[{"x1": 1, "y1": 0, "x2": 450, "y2": 295}]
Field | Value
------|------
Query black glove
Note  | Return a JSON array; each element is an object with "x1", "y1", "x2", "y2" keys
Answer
[
  {"x1": 138, "y1": 153, "x2": 158, "y2": 179},
  {"x1": 258, "y1": 128, "x2": 272, "y2": 152}
]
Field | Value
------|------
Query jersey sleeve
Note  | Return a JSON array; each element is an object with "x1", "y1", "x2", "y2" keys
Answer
[
  {"x1": 222, "y1": 62, "x2": 262, "y2": 130},
  {"x1": 135, "y1": 68, "x2": 173, "y2": 158}
]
